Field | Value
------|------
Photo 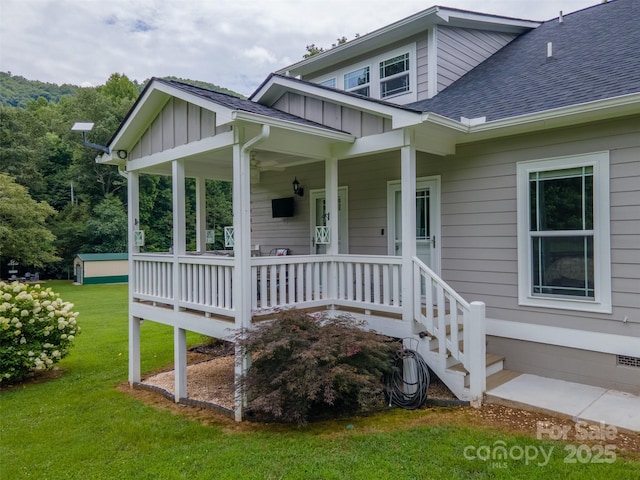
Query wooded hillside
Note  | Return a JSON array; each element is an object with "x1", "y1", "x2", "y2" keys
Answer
[{"x1": 0, "y1": 72, "x2": 235, "y2": 279}]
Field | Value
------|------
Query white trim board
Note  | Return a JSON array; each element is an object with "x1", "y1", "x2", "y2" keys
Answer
[{"x1": 486, "y1": 318, "x2": 640, "y2": 357}]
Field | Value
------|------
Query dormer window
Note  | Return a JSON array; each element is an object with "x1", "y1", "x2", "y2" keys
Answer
[
  {"x1": 344, "y1": 67, "x2": 370, "y2": 96},
  {"x1": 380, "y1": 53, "x2": 410, "y2": 98},
  {"x1": 319, "y1": 78, "x2": 337, "y2": 88}
]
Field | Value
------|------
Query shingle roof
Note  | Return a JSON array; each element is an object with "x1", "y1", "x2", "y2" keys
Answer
[
  {"x1": 157, "y1": 78, "x2": 348, "y2": 133},
  {"x1": 409, "y1": 0, "x2": 640, "y2": 122}
]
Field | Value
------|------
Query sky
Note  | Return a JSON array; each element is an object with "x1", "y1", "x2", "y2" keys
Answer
[{"x1": 0, "y1": 0, "x2": 601, "y2": 97}]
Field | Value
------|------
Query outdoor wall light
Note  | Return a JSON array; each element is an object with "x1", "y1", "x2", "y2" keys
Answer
[{"x1": 292, "y1": 177, "x2": 304, "y2": 197}]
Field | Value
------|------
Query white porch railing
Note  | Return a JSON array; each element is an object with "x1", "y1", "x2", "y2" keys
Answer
[
  {"x1": 413, "y1": 257, "x2": 486, "y2": 403},
  {"x1": 132, "y1": 253, "x2": 235, "y2": 317},
  {"x1": 132, "y1": 252, "x2": 486, "y2": 402},
  {"x1": 132, "y1": 254, "x2": 173, "y2": 303},
  {"x1": 251, "y1": 254, "x2": 403, "y2": 314},
  {"x1": 132, "y1": 253, "x2": 403, "y2": 317}
]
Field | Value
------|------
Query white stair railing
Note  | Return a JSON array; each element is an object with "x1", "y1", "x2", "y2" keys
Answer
[{"x1": 413, "y1": 257, "x2": 486, "y2": 405}]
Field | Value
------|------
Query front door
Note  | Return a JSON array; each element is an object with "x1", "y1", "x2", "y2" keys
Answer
[
  {"x1": 388, "y1": 177, "x2": 440, "y2": 274},
  {"x1": 310, "y1": 187, "x2": 348, "y2": 254}
]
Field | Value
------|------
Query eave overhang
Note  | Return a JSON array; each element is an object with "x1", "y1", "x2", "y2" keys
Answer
[
  {"x1": 251, "y1": 75, "x2": 424, "y2": 130},
  {"x1": 458, "y1": 92, "x2": 640, "y2": 143},
  {"x1": 276, "y1": 7, "x2": 539, "y2": 78}
]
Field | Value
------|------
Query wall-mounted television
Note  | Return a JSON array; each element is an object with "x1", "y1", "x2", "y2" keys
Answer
[{"x1": 272, "y1": 197, "x2": 294, "y2": 218}]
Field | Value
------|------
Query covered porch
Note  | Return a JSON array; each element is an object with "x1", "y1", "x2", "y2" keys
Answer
[{"x1": 101, "y1": 79, "x2": 488, "y2": 420}]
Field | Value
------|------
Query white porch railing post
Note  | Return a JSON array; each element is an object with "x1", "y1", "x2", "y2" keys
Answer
[
  {"x1": 172, "y1": 159, "x2": 187, "y2": 402},
  {"x1": 400, "y1": 140, "x2": 416, "y2": 323},
  {"x1": 127, "y1": 170, "x2": 141, "y2": 385},
  {"x1": 174, "y1": 326, "x2": 187, "y2": 401},
  {"x1": 128, "y1": 316, "x2": 141, "y2": 384},
  {"x1": 195, "y1": 177, "x2": 207, "y2": 253},
  {"x1": 467, "y1": 301, "x2": 486, "y2": 408},
  {"x1": 233, "y1": 125, "x2": 270, "y2": 421}
]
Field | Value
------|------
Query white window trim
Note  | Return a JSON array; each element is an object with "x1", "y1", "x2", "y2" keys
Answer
[
  {"x1": 309, "y1": 43, "x2": 417, "y2": 103},
  {"x1": 318, "y1": 77, "x2": 337, "y2": 88},
  {"x1": 380, "y1": 53, "x2": 410, "y2": 99},
  {"x1": 516, "y1": 152, "x2": 611, "y2": 313}
]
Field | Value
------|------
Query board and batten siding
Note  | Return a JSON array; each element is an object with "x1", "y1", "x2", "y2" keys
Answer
[
  {"x1": 272, "y1": 92, "x2": 392, "y2": 137},
  {"x1": 436, "y1": 26, "x2": 517, "y2": 93},
  {"x1": 129, "y1": 98, "x2": 217, "y2": 161}
]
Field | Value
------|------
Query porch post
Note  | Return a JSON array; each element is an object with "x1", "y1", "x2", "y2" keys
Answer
[
  {"x1": 325, "y1": 157, "x2": 339, "y2": 300},
  {"x1": 195, "y1": 176, "x2": 207, "y2": 253},
  {"x1": 127, "y1": 170, "x2": 141, "y2": 384},
  {"x1": 172, "y1": 159, "x2": 187, "y2": 401},
  {"x1": 232, "y1": 125, "x2": 270, "y2": 421},
  {"x1": 174, "y1": 326, "x2": 187, "y2": 402},
  {"x1": 468, "y1": 301, "x2": 486, "y2": 408},
  {"x1": 400, "y1": 133, "x2": 417, "y2": 323}
]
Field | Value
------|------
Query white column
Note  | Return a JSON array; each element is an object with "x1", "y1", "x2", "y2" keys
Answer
[
  {"x1": 325, "y1": 157, "x2": 339, "y2": 255},
  {"x1": 174, "y1": 326, "x2": 187, "y2": 401},
  {"x1": 232, "y1": 128, "x2": 252, "y2": 421},
  {"x1": 127, "y1": 170, "x2": 141, "y2": 384},
  {"x1": 195, "y1": 176, "x2": 207, "y2": 252},
  {"x1": 400, "y1": 133, "x2": 417, "y2": 323},
  {"x1": 172, "y1": 159, "x2": 187, "y2": 402},
  {"x1": 325, "y1": 157, "x2": 339, "y2": 301},
  {"x1": 467, "y1": 301, "x2": 486, "y2": 408}
]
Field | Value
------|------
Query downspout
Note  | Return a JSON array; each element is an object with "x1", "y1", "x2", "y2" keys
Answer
[{"x1": 234, "y1": 123, "x2": 270, "y2": 422}]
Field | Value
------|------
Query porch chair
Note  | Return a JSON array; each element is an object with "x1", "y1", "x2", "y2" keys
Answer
[{"x1": 269, "y1": 248, "x2": 290, "y2": 256}]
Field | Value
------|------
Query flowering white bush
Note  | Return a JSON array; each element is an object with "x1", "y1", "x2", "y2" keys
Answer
[{"x1": 0, "y1": 282, "x2": 80, "y2": 383}]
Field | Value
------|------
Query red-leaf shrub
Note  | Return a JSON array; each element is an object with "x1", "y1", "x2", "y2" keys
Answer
[{"x1": 237, "y1": 310, "x2": 397, "y2": 424}]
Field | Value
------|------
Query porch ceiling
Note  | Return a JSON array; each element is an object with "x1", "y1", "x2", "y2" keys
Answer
[{"x1": 129, "y1": 142, "x2": 319, "y2": 181}]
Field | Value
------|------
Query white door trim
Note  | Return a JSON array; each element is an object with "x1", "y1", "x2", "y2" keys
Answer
[
  {"x1": 387, "y1": 175, "x2": 441, "y2": 275},
  {"x1": 310, "y1": 187, "x2": 349, "y2": 254}
]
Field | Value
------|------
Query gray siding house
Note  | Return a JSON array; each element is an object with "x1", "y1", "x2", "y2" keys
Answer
[{"x1": 99, "y1": 0, "x2": 639, "y2": 420}]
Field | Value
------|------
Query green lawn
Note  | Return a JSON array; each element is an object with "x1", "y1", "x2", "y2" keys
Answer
[{"x1": 1, "y1": 281, "x2": 638, "y2": 479}]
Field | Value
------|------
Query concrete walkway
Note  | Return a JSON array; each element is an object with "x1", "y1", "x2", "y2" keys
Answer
[{"x1": 487, "y1": 373, "x2": 640, "y2": 433}]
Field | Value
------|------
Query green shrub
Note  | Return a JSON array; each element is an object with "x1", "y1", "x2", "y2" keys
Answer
[
  {"x1": 0, "y1": 281, "x2": 80, "y2": 383},
  {"x1": 238, "y1": 310, "x2": 397, "y2": 424}
]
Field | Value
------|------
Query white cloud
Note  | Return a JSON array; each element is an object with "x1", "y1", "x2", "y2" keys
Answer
[
  {"x1": 0, "y1": 0, "x2": 599, "y2": 96},
  {"x1": 242, "y1": 46, "x2": 278, "y2": 65}
]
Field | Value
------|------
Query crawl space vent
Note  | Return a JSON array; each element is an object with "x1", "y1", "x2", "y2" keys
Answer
[{"x1": 617, "y1": 355, "x2": 640, "y2": 368}]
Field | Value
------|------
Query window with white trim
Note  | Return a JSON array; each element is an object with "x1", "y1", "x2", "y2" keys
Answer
[
  {"x1": 319, "y1": 77, "x2": 336, "y2": 88},
  {"x1": 380, "y1": 53, "x2": 410, "y2": 98},
  {"x1": 344, "y1": 66, "x2": 370, "y2": 96},
  {"x1": 517, "y1": 153, "x2": 611, "y2": 313}
]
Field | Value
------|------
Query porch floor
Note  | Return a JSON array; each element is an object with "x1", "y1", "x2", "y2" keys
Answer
[{"x1": 486, "y1": 372, "x2": 640, "y2": 433}]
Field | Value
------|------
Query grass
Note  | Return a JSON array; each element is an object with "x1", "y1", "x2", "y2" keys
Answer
[{"x1": 1, "y1": 281, "x2": 638, "y2": 479}]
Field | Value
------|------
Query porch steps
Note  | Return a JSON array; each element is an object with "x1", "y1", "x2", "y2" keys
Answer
[
  {"x1": 486, "y1": 369, "x2": 522, "y2": 391},
  {"x1": 448, "y1": 353, "x2": 505, "y2": 381}
]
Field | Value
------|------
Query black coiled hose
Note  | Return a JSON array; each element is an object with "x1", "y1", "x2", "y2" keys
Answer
[{"x1": 386, "y1": 348, "x2": 430, "y2": 410}]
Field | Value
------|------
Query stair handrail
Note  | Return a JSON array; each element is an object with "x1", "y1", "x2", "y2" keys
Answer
[{"x1": 412, "y1": 256, "x2": 486, "y2": 406}]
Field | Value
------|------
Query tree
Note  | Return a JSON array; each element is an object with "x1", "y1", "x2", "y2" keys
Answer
[
  {"x1": 84, "y1": 195, "x2": 128, "y2": 253},
  {"x1": 0, "y1": 174, "x2": 59, "y2": 269}
]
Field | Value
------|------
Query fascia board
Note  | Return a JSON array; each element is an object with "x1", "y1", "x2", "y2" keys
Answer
[
  {"x1": 107, "y1": 81, "x2": 236, "y2": 154},
  {"x1": 461, "y1": 92, "x2": 640, "y2": 142},
  {"x1": 152, "y1": 82, "x2": 236, "y2": 126},
  {"x1": 106, "y1": 87, "x2": 168, "y2": 155},
  {"x1": 252, "y1": 76, "x2": 423, "y2": 129},
  {"x1": 231, "y1": 110, "x2": 355, "y2": 143},
  {"x1": 276, "y1": 7, "x2": 537, "y2": 77},
  {"x1": 125, "y1": 131, "x2": 234, "y2": 173}
]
